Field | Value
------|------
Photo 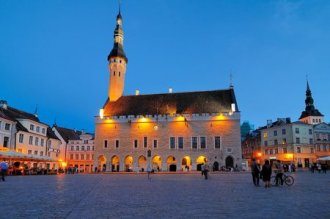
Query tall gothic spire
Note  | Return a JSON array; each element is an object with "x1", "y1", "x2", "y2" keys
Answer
[
  {"x1": 107, "y1": 7, "x2": 128, "y2": 63},
  {"x1": 299, "y1": 80, "x2": 323, "y2": 119}
]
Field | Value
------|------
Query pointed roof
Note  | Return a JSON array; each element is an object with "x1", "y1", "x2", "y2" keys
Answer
[
  {"x1": 299, "y1": 81, "x2": 323, "y2": 119},
  {"x1": 53, "y1": 125, "x2": 82, "y2": 143}
]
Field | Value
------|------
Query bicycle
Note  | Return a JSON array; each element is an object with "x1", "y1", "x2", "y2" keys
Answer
[{"x1": 271, "y1": 173, "x2": 294, "y2": 186}]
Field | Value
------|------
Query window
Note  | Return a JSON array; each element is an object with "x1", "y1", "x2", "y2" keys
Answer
[
  {"x1": 275, "y1": 148, "x2": 278, "y2": 154},
  {"x1": 274, "y1": 130, "x2": 277, "y2": 136},
  {"x1": 309, "y1": 138, "x2": 313, "y2": 144},
  {"x1": 42, "y1": 128, "x2": 45, "y2": 134},
  {"x1": 119, "y1": 72, "x2": 121, "y2": 77},
  {"x1": 47, "y1": 140, "x2": 51, "y2": 147},
  {"x1": 36, "y1": 126, "x2": 40, "y2": 132},
  {"x1": 323, "y1": 145, "x2": 327, "y2": 151},
  {"x1": 270, "y1": 149, "x2": 273, "y2": 155},
  {"x1": 84, "y1": 140, "x2": 88, "y2": 144},
  {"x1": 153, "y1": 139, "x2": 158, "y2": 148},
  {"x1": 81, "y1": 154, "x2": 84, "y2": 160},
  {"x1": 283, "y1": 148, "x2": 287, "y2": 153},
  {"x1": 34, "y1": 150, "x2": 38, "y2": 155},
  {"x1": 170, "y1": 137, "x2": 175, "y2": 149},
  {"x1": 274, "y1": 139, "x2": 278, "y2": 145},
  {"x1": 29, "y1": 136, "x2": 33, "y2": 145},
  {"x1": 75, "y1": 154, "x2": 79, "y2": 160},
  {"x1": 113, "y1": 71, "x2": 116, "y2": 76},
  {"x1": 86, "y1": 154, "x2": 90, "y2": 160},
  {"x1": 309, "y1": 129, "x2": 312, "y2": 135},
  {"x1": 200, "y1": 137, "x2": 206, "y2": 149},
  {"x1": 28, "y1": 150, "x2": 32, "y2": 155},
  {"x1": 40, "y1": 139, "x2": 44, "y2": 146},
  {"x1": 214, "y1": 136, "x2": 221, "y2": 149},
  {"x1": 264, "y1": 141, "x2": 268, "y2": 146},
  {"x1": 115, "y1": 140, "x2": 120, "y2": 148},
  {"x1": 5, "y1": 123, "x2": 10, "y2": 131},
  {"x1": 134, "y1": 139, "x2": 138, "y2": 148},
  {"x1": 40, "y1": 151, "x2": 43, "y2": 156},
  {"x1": 143, "y1": 137, "x2": 148, "y2": 148},
  {"x1": 296, "y1": 138, "x2": 300, "y2": 144},
  {"x1": 76, "y1": 146, "x2": 79, "y2": 151},
  {"x1": 317, "y1": 145, "x2": 320, "y2": 151},
  {"x1": 295, "y1": 128, "x2": 299, "y2": 134},
  {"x1": 192, "y1": 137, "x2": 198, "y2": 149},
  {"x1": 30, "y1": 124, "x2": 34, "y2": 131},
  {"x1": 282, "y1": 138, "x2": 287, "y2": 144},
  {"x1": 282, "y1": 129, "x2": 286, "y2": 135},
  {"x1": 35, "y1": 137, "x2": 39, "y2": 146},
  {"x1": 297, "y1": 147, "x2": 301, "y2": 153},
  {"x1": 70, "y1": 154, "x2": 74, "y2": 160},
  {"x1": 81, "y1": 146, "x2": 85, "y2": 151},
  {"x1": 19, "y1": 134, "x2": 24, "y2": 143},
  {"x1": 178, "y1": 137, "x2": 183, "y2": 149},
  {"x1": 92, "y1": 146, "x2": 94, "y2": 151},
  {"x1": 310, "y1": 148, "x2": 314, "y2": 153},
  {"x1": 87, "y1": 146, "x2": 90, "y2": 151},
  {"x1": 3, "y1": 137, "x2": 9, "y2": 147},
  {"x1": 104, "y1": 140, "x2": 108, "y2": 148},
  {"x1": 263, "y1": 132, "x2": 268, "y2": 138},
  {"x1": 71, "y1": 146, "x2": 74, "y2": 151}
]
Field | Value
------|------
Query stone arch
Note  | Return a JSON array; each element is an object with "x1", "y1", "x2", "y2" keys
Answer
[
  {"x1": 213, "y1": 161, "x2": 220, "y2": 171},
  {"x1": 225, "y1": 156, "x2": 234, "y2": 168},
  {"x1": 124, "y1": 155, "x2": 133, "y2": 172},
  {"x1": 98, "y1": 155, "x2": 107, "y2": 172},
  {"x1": 138, "y1": 155, "x2": 147, "y2": 172},
  {"x1": 167, "y1": 155, "x2": 177, "y2": 172},
  {"x1": 196, "y1": 155, "x2": 207, "y2": 171},
  {"x1": 152, "y1": 155, "x2": 162, "y2": 171},
  {"x1": 111, "y1": 155, "x2": 120, "y2": 172},
  {"x1": 182, "y1": 155, "x2": 192, "y2": 171}
]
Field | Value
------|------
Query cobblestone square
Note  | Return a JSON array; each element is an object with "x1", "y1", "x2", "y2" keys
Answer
[{"x1": 0, "y1": 171, "x2": 329, "y2": 219}]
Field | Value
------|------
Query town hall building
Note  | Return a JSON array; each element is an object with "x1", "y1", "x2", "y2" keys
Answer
[{"x1": 94, "y1": 10, "x2": 242, "y2": 172}]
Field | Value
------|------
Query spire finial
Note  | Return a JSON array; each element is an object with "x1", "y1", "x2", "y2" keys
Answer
[
  {"x1": 118, "y1": 0, "x2": 121, "y2": 15},
  {"x1": 229, "y1": 71, "x2": 233, "y2": 88},
  {"x1": 34, "y1": 104, "x2": 38, "y2": 117}
]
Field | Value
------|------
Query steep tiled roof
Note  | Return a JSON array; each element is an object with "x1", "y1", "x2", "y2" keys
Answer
[
  {"x1": 5, "y1": 106, "x2": 39, "y2": 122},
  {"x1": 103, "y1": 89, "x2": 238, "y2": 116},
  {"x1": 54, "y1": 125, "x2": 81, "y2": 143},
  {"x1": 47, "y1": 127, "x2": 59, "y2": 140}
]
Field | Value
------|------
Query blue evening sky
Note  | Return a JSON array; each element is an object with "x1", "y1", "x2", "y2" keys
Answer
[{"x1": 1, "y1": 0, "x2": 329, "y2": 132}]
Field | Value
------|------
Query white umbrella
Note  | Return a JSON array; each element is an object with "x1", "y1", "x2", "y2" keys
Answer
[{"x1": 317, "y1": 156, "x2": 330, "y2": 161}]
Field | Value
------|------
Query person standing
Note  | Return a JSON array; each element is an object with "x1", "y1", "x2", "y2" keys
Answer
[
  {"x1": 251, "y1": 159, "x2": 260, "y2": 186},
  {"x1": 0, "y1": 161, "x2": 9, "y2": 181},
  {"x1": 261, "y1": 160, "x2": 272, "y2": 188},
  {"x1": 147, "y1": 164, "x2": 152, "y2": 180},
  {"x1": 275, "y1": 160, "x2": 284, "y2": 186}
]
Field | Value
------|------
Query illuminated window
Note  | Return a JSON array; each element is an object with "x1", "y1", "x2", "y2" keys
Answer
[
  {"x1": 170, "y1": 137, "x2": 175, "y2": 149},
  {"x1": 200, "y1": 137, "x2": 206, "y2": 149},
  {"x1": 263, "y1": 132, "x2": 268, "y2": 138},
  {"x1": 178, "y1": 137, "x2": 183, "y2": 149},
  {"x1": 192, "y1": 137, "x2": 198, "y2": 149},
  {"x1": 282, "y1": 138, "x2": 286, "y2": 144},
  {"x1": 214, "y1": 136, "x2": 221, "y2": 149}
]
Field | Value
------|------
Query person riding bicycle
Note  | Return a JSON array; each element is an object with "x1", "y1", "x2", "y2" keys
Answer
[{"x1": 275, "y1": 160, "x2": 284, "y2": 186}]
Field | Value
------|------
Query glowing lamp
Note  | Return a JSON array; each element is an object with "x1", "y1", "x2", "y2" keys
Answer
[{"x1": 99, "y1": 109, "x2": 104, "y2": 119}]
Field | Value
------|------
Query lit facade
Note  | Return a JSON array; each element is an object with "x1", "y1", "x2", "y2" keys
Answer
[{"x1": 94, "y1": 11, "x2": 242, "y2": 172}]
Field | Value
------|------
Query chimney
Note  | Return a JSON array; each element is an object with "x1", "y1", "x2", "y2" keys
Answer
[
  {"x1": 267, "y1": 120, "x2": 272, "y2": 128},
  {"x1": 0, "y1": 100, "x2": 8, "y2": 109}
]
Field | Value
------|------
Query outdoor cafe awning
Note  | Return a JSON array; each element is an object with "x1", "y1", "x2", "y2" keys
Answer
[
  {"x1": 0, "y1": 150, "x2": 57, "y2": 162},
  {"x1": 317, "y1": 156, "x2": 330, "y2": 161}
]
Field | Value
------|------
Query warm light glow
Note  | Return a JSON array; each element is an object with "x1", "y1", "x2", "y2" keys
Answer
[
  {"x1": 61, "y1": 162, "x2": 67, "y2": 167},
  {"x1": 257, "y1": 152, "x2": 262, "y2": 157},
  {"x1": 175, "y1": 116, "x2": 185, "y2": 122},
  {"x1": 285, "y1": 153, "x2": 293, "y2": 160},
  {"x1": 99, "y1": 109, "x2": 104, "y2": 119},
  {"x1": 196, "y1": 156, "x2": 207, "y2": 164},
  {"x1": 138, "y1": 117, "x2": 149, "y2": 123},
  {"x1": 154, "y1": 125, "x2": 158, "y2": 130},
  {"x1": 213, "y1": 114, "x2": 225, "y2": 120}
]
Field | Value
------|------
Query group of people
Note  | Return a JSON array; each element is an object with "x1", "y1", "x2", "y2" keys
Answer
[
  {"x1": 251, "y1": 159, "x2": 285, "y2": 188},
  {"x1": 309, "y1": 163, "x2": 327, "y2": 173}
]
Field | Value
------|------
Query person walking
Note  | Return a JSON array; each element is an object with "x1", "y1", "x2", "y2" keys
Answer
[
  {"x1": 203, "y1": 163, "x2": 209, "y2": 180},
  {"x1": 147, "y1": 164, "x2": 152, "y2": 180},
  {"x1": 261, "y1": 160, "x2": 272, "y2": 188},
  {"x1": 251, "y1": 159, "x2": 260, "y2": 186},
  {"x1": 0, "y1": 161, "x2": 9, "y2": 182}
]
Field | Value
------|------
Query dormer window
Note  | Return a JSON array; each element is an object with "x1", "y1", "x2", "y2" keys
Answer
[{"x1": 30, "y1": 124, "x2": 34, "y2": 131}]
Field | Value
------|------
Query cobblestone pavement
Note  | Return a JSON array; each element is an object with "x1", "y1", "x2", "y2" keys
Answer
[{"x1": 0, "y1": 171, "x2": 329, "y2": 219}]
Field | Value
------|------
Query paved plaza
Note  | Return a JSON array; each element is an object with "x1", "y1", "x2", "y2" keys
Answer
[{"x1": 0, "y1": 171, "x2": 329, "y2": 219}]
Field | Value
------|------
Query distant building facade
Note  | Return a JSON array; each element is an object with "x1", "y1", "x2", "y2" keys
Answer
[{"x1": 94, "y1": 10, "x2": 242, "y2": 172}]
